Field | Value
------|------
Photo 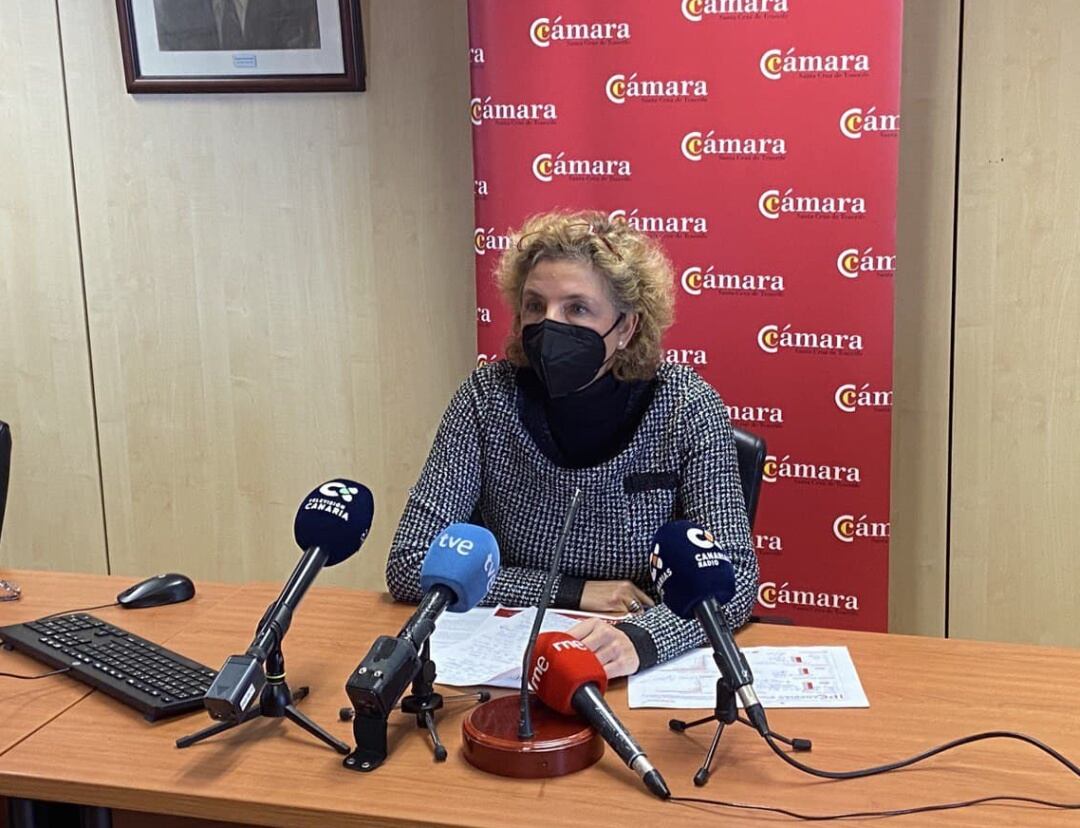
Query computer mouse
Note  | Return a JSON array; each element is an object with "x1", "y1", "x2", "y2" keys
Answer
[{"x1": 117, "y1": 573, "x2": 196, "y2": 609}]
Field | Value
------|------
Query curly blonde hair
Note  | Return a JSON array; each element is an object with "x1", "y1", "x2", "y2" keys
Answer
[{"x1": 495, "y1": 209, "x2": 675, "y2": 381}]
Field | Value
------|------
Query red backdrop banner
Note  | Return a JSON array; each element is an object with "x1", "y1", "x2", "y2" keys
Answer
[{"x1": 468, "y1": 0, "x2": 902, "y2": 631}]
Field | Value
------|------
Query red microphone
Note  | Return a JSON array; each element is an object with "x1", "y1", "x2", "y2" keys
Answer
[{"x1": 528, "y1": 632, "x2": 670, "y2": 799}]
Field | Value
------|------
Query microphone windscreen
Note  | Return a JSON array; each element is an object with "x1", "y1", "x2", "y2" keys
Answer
[
  {"x1": 650, "y1": 520, "x2": 737, "y2": 619},
  {"x1": 527, "y1": 631, "x2": 608, "y2": 716},
  {"x1": 293, "y1": 480, "x2": 374, "y2": 566},
  {"x1": 419, "y1": 523, "x2": 500, "y2": 612}
]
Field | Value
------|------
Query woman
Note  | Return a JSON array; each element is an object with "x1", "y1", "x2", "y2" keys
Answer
[{"x1": 386, "y1": 209, "x2": 757, "y2": 677}]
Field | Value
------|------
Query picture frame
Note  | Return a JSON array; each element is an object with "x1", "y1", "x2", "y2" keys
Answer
[{"x1": 115, "y1": 0, "x2": 366, "y2": 93}]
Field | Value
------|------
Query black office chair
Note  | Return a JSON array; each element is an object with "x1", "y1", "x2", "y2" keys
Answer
[
  {"x1": 730, "y1": 426, "x2": 788, "y2": 625},
  {"x1": 731, "y1": 426, "x2": 765, "y2": 531},
  {"x1": 0, "y1": 420, "x2": 10, "y2": 546}
]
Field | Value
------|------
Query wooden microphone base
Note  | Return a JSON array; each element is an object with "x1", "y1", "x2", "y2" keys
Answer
[{"x1": 461, "y1": 695, "x2": 603, "y2": 779}]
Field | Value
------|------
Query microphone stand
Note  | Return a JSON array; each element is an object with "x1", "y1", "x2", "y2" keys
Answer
[
  {"x1": 340, "y1": 637, "x2": 489, "y2": 771},
  {"x1": 519, "y1": 487, "x2": 583, "y2": 739},
  {"x1": 177, "y1": 609, "x2": 348, "y2": 753},
  {"x1": 462, "y1": 488, "x2": 604, "y2": 781},
  {"x1": 669, "y1": 672, "x2": 812, "y2": 786}
]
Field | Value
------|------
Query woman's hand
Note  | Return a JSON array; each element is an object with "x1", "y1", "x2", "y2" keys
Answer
[
  {"x1": 579, "y1": 580, "x2": 655, "y2": 614},
  {"x1": 568, "y1": 618, "x2": 640, "y2": 678}
]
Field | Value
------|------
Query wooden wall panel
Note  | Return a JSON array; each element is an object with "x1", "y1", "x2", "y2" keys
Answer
[
  {"x1": 56, "y1": 0, "x2": 475, "y2": 588},
  {"x1": 889, "y1": 0, "x2": 960, "y2": 636},
  {"x1": 951, "y1": 0, "x2": 1080, "y2": 645},
  {"x1": 0, "y1": 2, "x2": 108, "y2": 573}
]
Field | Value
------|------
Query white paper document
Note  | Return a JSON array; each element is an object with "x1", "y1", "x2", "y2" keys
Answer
[
  {"x1": 628, "y1": 645, "x2": 869, "y2": 709},
  {"x1": 429, "y1": 606, "x2": 582, "y2": 689}
]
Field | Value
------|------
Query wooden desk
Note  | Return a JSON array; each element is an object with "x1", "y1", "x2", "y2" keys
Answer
[
  {"x1": 0, "y1": 570, "x2": 240, "y2": 757},
  {"x1": 1, "y1": 578, "x2": 1079, "y2": 827}
]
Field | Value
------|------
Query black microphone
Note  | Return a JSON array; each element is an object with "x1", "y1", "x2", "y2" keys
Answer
[
  {"x1": 651, "y1": 520, "x2": 769, "y2": 736},
  {"x1": 518, "y1": 487, "x2": 583, "y2": 740},
  {"x1": 202, "y1": 480, "x2": 373, "y2": 722}
]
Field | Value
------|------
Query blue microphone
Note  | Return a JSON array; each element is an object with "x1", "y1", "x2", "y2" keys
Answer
[
  {"x1": 346, "y1": 524, "x2": 499, "y2": 724},
  {"x1": 403, "y1": 523, "x2": 500, "y2": 647},
  {"x1": 650, "y1": 520, "x2": 769, "y2": 736},
  {"x1": 203, "y1": 479, "x2": 373, "y2": 723}
]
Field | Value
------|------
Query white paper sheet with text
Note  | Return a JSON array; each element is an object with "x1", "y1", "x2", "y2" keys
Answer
[
  {"x1": 628, "y1": 645, "x2": 869, "y2": 709},
  {"x1": 430, "y1": 606, "x2": 581, "y2": 689}
]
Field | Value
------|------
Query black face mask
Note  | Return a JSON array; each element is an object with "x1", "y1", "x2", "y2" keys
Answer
[{"x1": 521, "y1": 314, "x2": 624, "y2": 399}]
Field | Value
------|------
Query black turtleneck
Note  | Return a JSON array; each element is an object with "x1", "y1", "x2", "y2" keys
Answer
[
  {"x1": 515, "y1": 366, "x2": 662, "y2": 663},
  {"x1": 516, "y1": 367, "x2": 656, "y2": 469}
]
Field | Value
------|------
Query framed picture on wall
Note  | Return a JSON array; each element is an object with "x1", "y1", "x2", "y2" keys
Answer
[{"x1": 115, "y1": 0, "x2": 365, "y2": 93}]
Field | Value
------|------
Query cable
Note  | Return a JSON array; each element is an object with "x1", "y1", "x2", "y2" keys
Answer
[
  {"x1": 672, "y1": 716, "x2": 1080, "y2": 819},
  {"x1": 763, "y1": 730, "x2": 1080, "y2": 780},
  {"x1": 670, "y1": 794, "x2": 1080, "y2": 822},
  {"x1": 37, "y1": 601, "x2": 120, "y2": 621},
  {"x1": 0, "y1": 667, "x2": 72, "y2": 680}
]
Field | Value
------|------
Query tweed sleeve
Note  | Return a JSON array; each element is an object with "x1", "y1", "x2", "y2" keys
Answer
[
  {"x1": 385, "y1": 371, "x2": 574, "y2": 607},
  {"x1": 615, "y1": 381, "x2": 759, "y2": 668}
]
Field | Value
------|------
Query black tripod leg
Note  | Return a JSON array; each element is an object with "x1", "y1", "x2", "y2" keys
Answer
[
  {"x1": 440, "y1": 690, "x2": 490, "y2": 705},
  {"x1": 694, "y1": 723, "x2": 725, "y2": 787},
  {"x1": 283, "y1": 703, "x2": 350, "y2": 754},
  {"x1": 419, "y1": 710, "x2": 448, "y2": 762},
  {"x1": 291, "y1": 685, "x2": 309, "y2": 704},
  {"x1": 669, "y1": 713, "x2": 718, "y2": 732},
  {"x1": 175, "y1": 703, "x2": 262, "y2": 749}
]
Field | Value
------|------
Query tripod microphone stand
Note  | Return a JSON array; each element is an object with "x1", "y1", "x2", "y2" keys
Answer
[
  {"x1": 177, "y1": 632, "x2": 348, "y2": 753},
  {"x1": 341, "y1": 637, "x2": 488, "y2": 770},
  {"x1": 668, "y1": 674, "x2": 812, "y2": 786}
]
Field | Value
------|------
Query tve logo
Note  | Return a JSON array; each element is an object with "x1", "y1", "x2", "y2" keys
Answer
[{"x1": 436, "y1": 530, "x2": 475, "y2": 555}]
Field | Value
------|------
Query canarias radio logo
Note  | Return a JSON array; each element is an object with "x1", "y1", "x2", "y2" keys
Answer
[
  {"x1": 469, "y1": 96, "x2": 557, "y2": 127},
  {"x1": 605, "y1": 73, "x2": 708, "y2": 104},
  {"x1": 473, "y1": 227, "x2": 511, "y2": 256},
  {"x1": 758, "y1": 188, "x2": 867, "y2": 220},
  {"x1": 476, "y1": 353, "x2": 499, "y2": 368},
  {"x1": 726, "y1": 402, "x2": 785, "y2": 428},
  {"x1": 532, "y1": 152, "x2": 631, "y2": 183},
  {"x1": 529, "y1": 16, "x2": 631, "y2": 48},
  {"x1": 681, "y1": 0, "x2": 790, "y2": 22},
  {"x1": 477, "y1": 307, "x2": 492, "y2": 325},
  {"x1": 837, "y1": 246, "x2": 896, "y2": 278},
  {"x1": 608, "y1": 208, "x2": 708, "y2": 237},
  {"x1": 762, "y1": 453, "x2": 862, "y2": 485},
  {"x1": 758, "y1": 581, "x2": 860, "y2": 612},
  {"x1": 757, "y1": 324, "x2": 864, "y2": 355},
  {"x1": 834, "y1": 383, "x2": 892, "y2": 413},
  {"x1": 681, "y1": 131, "x2": 787, "y2": 161},
  {"x1": 681, "y1": 265, "x2": 784, "y2": 296},
  {"x1": 833, "y1": 514, "x2": 890, "y2": 543},
  {"x1": 760, "y1": 47, "x2": 871, "y2": 80},
  {"x1": 839, "y1": 106, "x2": 900, "y2": 139}
]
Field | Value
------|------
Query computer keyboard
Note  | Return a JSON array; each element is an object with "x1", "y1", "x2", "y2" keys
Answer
[{"x1": 0, "y1": 613, "x2": 217, "y2": 721}]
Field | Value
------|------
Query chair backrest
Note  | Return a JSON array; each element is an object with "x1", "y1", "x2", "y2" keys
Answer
[
  {"x1": 731, "y1": 426, "x2": 765, "y2": 532},
  {"x1": 0, "y1": 420, "x2": 10, "y2": 545}
]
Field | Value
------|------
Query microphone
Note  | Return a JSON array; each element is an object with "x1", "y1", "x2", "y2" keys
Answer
[
  {"x1": 650, "y1": 520, "x2": 769, "y2": 736},
  {"x1": 202, "y1": 479, "x2": 373, "y2": 722},
  {"x1": 346, "y1": 523, "x2": 499, "y2": 721},
  {"x1": 519, "y1": 487, "x2": 582, "y2": 739},
  {"x1": 528, "y1": 632, "x2": 670, "y2": 800}
]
